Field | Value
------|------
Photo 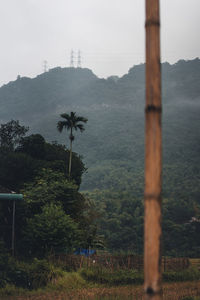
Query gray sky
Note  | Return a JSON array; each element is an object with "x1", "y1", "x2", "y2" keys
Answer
[{"x1": 0, "y1": 0, "x2": 199, "y2": 86}]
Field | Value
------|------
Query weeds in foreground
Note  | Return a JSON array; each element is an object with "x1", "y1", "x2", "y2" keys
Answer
[
  {"x1": 1, "y1": 265, "x2": 200, "y2": 299},
  {"x1": 80, "y1": 266, "x2": 200, "y2": 285},
  {"x1": 0, "y1": 281, "x2": 200, "y2": 300}
]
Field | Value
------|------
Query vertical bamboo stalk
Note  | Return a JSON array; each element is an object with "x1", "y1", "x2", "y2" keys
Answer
[{"x1": 144, "y1": 0, "x2": 162, "y2": 299}]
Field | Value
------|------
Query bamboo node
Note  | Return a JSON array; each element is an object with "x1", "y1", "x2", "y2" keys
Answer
[
  {"x1": 145, "y1": 19, "x2": 160, "y2": 27},
  {"x1": 145, "y1": 105, "x2": 162, "y2": 113},
  {"x1": 144, "y1": 193, "x2": 162, "y2": 201}
]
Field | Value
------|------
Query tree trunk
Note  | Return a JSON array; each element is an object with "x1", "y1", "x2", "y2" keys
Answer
[
  {"x1": 144, "y1": 0, "x2": 162, "y2": 299},
  {"x1": 68, "y1": 128, "x2": 73, "y2": 178}
]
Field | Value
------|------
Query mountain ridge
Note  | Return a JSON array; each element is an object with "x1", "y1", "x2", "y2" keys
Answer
[{"x1": 0, "y1": 58, "x2": 199, "y2": 194}]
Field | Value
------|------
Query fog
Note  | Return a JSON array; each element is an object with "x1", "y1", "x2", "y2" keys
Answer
[{"x1": 0, "y1": 0, "x2": 199, "y2": 86}]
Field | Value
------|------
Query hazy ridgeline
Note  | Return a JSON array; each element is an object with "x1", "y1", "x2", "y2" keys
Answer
[{"x1": 0, "y1": 58, "x2": 199, "y2": 255}]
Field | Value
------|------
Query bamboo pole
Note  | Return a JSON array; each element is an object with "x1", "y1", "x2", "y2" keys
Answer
[{"x1": 144, "y1": 0, "x2": 162, "y2": 299}]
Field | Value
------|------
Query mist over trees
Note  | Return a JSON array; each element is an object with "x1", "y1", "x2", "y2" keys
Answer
[{"x1": 0, "y1": 58, "x2": 199, "y2": 256}]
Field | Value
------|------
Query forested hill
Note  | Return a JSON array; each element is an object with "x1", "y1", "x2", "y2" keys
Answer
[
  {"x1": 0, "y1": 58, "x2": 199, "y2": 198},
  {"x1": 0, "y1": 67, "x2": 98, "y2": 123}
]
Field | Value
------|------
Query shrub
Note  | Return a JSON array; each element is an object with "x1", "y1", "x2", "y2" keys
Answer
[
  {"x1": 81, "y1": 266, "x2": 143, "y2": 285},
  {"x1": 28, "y1": 258, "x2": 57, "y2": 289},
  {"x1": 0, "y1": 284, "x2": 24, "y2": 296},
  {"x1": 24, "y1": 203, "x2": 80, "y2": 257},
  {"x1": 81, "y1": 266, "x2": 200, "y2": 286},
  {"x1": 0, "y1": 240, "x2": 10, "y2": 288},
  {"x1": 163, "y1": 267, "x2": 200, "y2": 282},
  {"x1": 5, "y1": 258, "x2": 60, "y2": 290},
  {"x1": 51, "y1": 272, "x2": 87, "y2": 291}
]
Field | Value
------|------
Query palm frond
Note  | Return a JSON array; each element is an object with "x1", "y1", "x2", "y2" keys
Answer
[
  {"x1": 57, "y1": 121, "x2": 65, "y2": 132},
  {"x1": 76, "y1": 116, "x2": 88, "y2": 123},
  {"x1": 76, "y1": 124, "x2": 85, "y2": 132},
  {"x1": 60, "y1": 113, "x2": 71, "y2": 122},
  {"x1": 57, "y1": 112, "x2": 87, "y2": 133},
  {"x1": 70, "y1": 112, "x2": 76, "y2": 118}
]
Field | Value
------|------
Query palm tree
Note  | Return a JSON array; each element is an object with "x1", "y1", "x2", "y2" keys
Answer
[{"x1": 57, "y1": 112, "x2": 88, "y2": 178}]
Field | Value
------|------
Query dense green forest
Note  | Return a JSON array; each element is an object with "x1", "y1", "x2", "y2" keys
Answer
[
  {"x1": 0, "y1": 59, "x2": 199, "y2": 258},
  {"x1": 0, "y1": 121, "x2": 99, "y2": 257}
]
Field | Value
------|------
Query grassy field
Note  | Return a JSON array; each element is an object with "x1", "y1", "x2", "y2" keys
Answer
[
  {"x1": 1, "y1": 281, "x2": 200, "y2": 300},
  {"x1": 1, "y1": 262, "x2": 200, "y2": 300}
]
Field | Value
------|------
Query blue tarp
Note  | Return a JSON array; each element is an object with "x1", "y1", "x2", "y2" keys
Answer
[{"x1": 74, "y1": 248, "x2": 96, "y2": 257}]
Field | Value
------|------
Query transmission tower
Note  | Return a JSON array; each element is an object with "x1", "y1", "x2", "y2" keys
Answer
[
  {"x1": 43, "y1": 60, "x2": 48, "y2": 72},
  {"x1": 77, "y1": 50, "x2": 82, "y2": 68},
  {"x1": 70, "y1": 50, "x2": 74, "y2": 67}
]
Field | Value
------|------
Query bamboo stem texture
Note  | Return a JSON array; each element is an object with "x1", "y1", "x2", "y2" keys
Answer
[{"x1": 144, "y1": 0, "x2": 162, "y2": 299}]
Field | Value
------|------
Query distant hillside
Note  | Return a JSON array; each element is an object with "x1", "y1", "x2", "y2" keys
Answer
[
  {"x1": 0, "y1": 59, "x2": 199, "y2": 202},
  {"x1": 0, "y1": 67, "x2": 97, "y2": 123}
]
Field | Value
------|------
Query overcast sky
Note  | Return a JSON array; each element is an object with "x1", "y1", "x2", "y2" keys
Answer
[{"x1": 0, "y1": 0, "x2": 199, "y2": 86}]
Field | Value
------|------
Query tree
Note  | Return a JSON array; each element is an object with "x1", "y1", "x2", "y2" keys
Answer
[
  {"x1": 17, "y1": 134, "x2": 46, "y2": 159},
  {"x1": 0, "y1": 120, "x2": 29, "y2": 152},
  {"x1": 24, "y1": 203, "x2": 80, "y2": 257},
  {"x1": 16, "y1": 134, "x2": 86, "y2": 187},
  {"x1": 22, "y1": 168, "x2": 87, "y2": 219},
  {"x1": 0, "y1": 151, "x2": 37, "y2": 190},
  {"x1": 14, "y1": 169, "x2": 90, "y2": 257},
  {"x1": 57, "y1": 112, "x2": 88, "y2": 178}
]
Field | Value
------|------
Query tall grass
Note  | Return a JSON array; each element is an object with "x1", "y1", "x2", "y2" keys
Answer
[
  {"x1": 80, "y1": 267, "x2": 143, "y2": 285},
  {"x1": 80, "y1": 266, "x2": 200, "y2": 285},
  {"x1": 1, "y1": 281, "x2": 200, "y2": 299},
  {"x1": 1, "y1": 265, "x2": 200, "y2": 299}
]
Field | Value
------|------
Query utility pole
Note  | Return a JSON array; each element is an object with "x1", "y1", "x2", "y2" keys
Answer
[
  {"x1": 70, "y1": 50, "x2": 74, "y2": 67},
  {"x1": 0, "y1": 193, "x2": 23, "y2": 256},
  {"x1": 77, "y1": 50, "x2": 82, "y2": 68},
  {"x1": 144, "y1": 0, "x2": 162, "y2": 299},
  {"x1": 11, "y1": 199, "x2": 16, "y2": 256}
]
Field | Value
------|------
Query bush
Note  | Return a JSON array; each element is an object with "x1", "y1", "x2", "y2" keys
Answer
[
  {"x1": 0, "y1": 284, "x2": 24, "y2": 296},
  {"x1": 4, "y1": 258, "x2": 59, "y2": 290},
  {"x1": 163, "y1": 267, "x2": 200, "y2": 282},
  {"x1": 81, "y1": 266, "x2": 200, "y2": 286},
  {"x1": 24, "y1": 203, "x2": 80, "y2": 257},
  {"x1": 0, "y1": 241, "x2": 26, "y2": 289},
  {"x1": 0, "y1": 239, "x2": 61, "y2": 290},
  {"x1": 29, "y1": 258, "x2": 54, "y2": 289},
  {"x1": 51, "y1": 272, "x2": 87, "y2": 291},
  {"x1": 0, "y1": 240, "x2": 11, "y2": 288},
  {"x1": 81, "y1": 267, "x2": 143, "y2": 285}
]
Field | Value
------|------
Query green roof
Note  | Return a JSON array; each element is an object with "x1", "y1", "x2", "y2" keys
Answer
[{"x1": 0, "y1": 194, "x2": 23, "y2": 201}]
